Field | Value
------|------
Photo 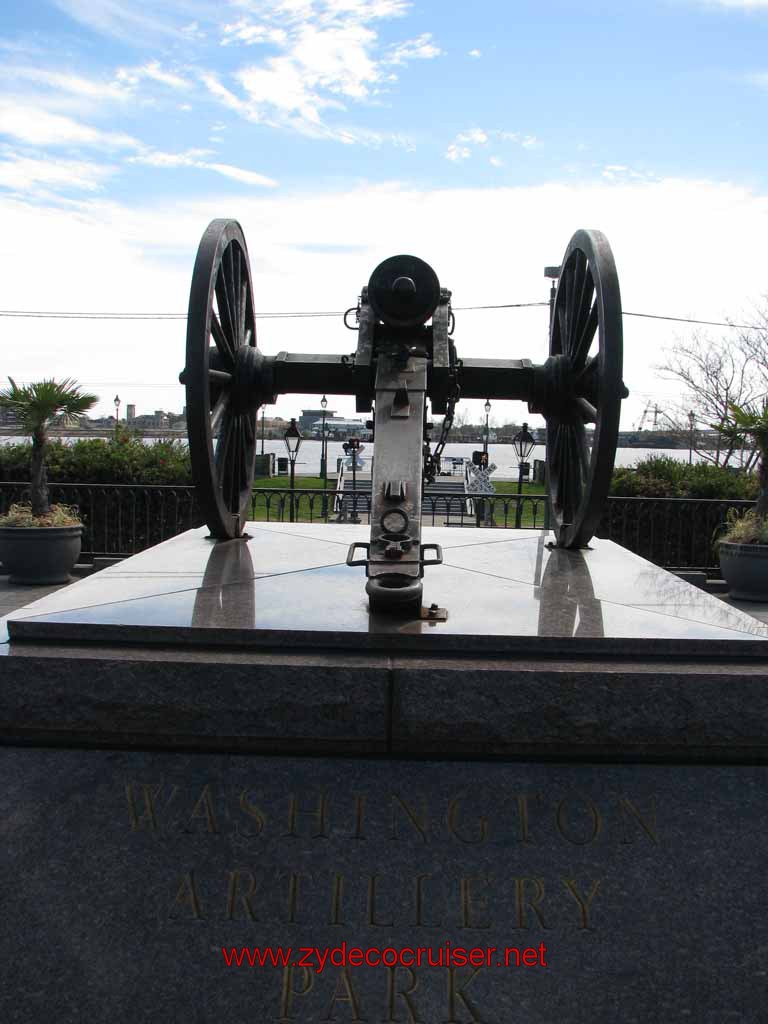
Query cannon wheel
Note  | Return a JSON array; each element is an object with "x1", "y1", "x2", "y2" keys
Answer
[
  {"x1": 184, "y1": 219, "x2": 260, "y2": 539},
  {"x1": 545, "y1": 229, "x2": 626, "y2": 548}
]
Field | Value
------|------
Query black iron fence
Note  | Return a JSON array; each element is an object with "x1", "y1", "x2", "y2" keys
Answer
[
  {"x1": 0, "y1": 481, "x2": 754, "y2": 571},
  {"x1": 598, "y1": 496, "x2": 754, "y2": 573},
  {"x1": 0, "y1": 482, "x2": 201, "y2": 559}
]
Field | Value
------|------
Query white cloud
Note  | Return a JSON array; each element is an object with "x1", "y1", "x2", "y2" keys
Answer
[
  {"x1": 468, "y1": 48, "x2": 482, "y2": 58},
  {"x1": 221, "y1": 19, "x2": 288, "y2": 46},
  {"x1": 746, "y1": 71, "x2": 768, "y2": 86},
  {"x1": 1, "y1": 176, "x2": 767, "y2": 427},
  {"x1": 0, "y1": 152, "x2": 115, "y2": 192},
  {"x1": 204, "y1": 162, "x2": 277, "y2": 186},
  {"x1": 0, "y1": 67, "x2": 130, "y2": 103},
  {"x1": 386, "y1": 33, "x2": 441, "y2": 65},
  {"x1": 208, "y1": 1, "x2": 441, "y2": 140},
  {"x1": 446, "y1": 127, "x2": 538, "y2": 162},
  {"x1": 489, "y1": 156, "x2": 503, "y2": 167},
  {"x1": 52, "y1": 0, "x2": 191, "y2": 41},
  {"x1": 0, "y1": 100, "x2": 139, "y2": 148},
  {"x1": 116, "y1": 62, "x2": 192, "y2": 91},
  {"x1": 129, "y1": 147, "x2": 278, "y2": 186},
  {"x1": 456, "y1": 128, "x2": 488, "y2": 145}
]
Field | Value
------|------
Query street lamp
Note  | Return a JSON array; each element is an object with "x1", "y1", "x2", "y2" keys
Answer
[
  {"x1": 320, "y1": 395, "x2": 329, "y2": 519},
  {"x1": 260, "y1": 406, "x2": 266, "y2": 456},
  {"x1": 320, "y1": 394, "x2": 328, "y2": 478},
  {"x1": 483, "y1": 399, "x2": 491, "y2": 458},
  {"x1": 284, "y1": 418, "x2": 302, "y2": 523},
  {"x1": 688, "y1": 410, "x2": 695, "y2": 466},
  {"x1": 513, "y1": 422, "x2": 536, "y2": 528},
  {"x1": 113, "y1": 394, "x2": 121, "y2": 437},
  {"x1": 343, "y1": 437, "x2": 362, "y2": 524}
]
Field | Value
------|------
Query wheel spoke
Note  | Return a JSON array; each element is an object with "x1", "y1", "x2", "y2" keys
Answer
[
  {"x1": 568, "y1": 256, "x2": 594, "y2": 363},
  {"x1": 215, "y1": 258, "x2": 237, "y2": 357},
  {"x1": 210, "y1": 389, "x2": 230, "y2": 436},
  {"x1": 572, "y1": 301, "x2": 598, "y2": 370},
  {"x1": 225, "y1": 244, "x2": 238, "y2": 345},
  {"x1": 575, "y1": 397, "x2": 597, "y2": 423},
  {"x1": 211, "y1": 310, "x2": 235, "y2": 365},
  {"x1": 237, "y1": 251, "x2": 247, "y2": 348},
  {"x1": 562, "y1": 260, "x2": 573, "y2": 352},
  {"x1": 209, "y1": 368, "x2": 232, "y2": 385},
  {"x1": 563, "y1": 424, "x2": 585, "y2": 521},
  {"x1": 215, "y1": 410, "x2": 236, "y2": 482},
  {"x1": 556, "y1": 296, "x2": 567, "y2": 354}
]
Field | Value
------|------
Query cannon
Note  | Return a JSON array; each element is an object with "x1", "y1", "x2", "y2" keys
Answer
[{"x1": 181, "y1": 219, "x2": 628, "y2": 616}]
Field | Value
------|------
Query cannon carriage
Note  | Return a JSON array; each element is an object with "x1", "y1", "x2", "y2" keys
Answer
[{"x1": 181, "y1": 219, "x2": 628, "y2": 616}]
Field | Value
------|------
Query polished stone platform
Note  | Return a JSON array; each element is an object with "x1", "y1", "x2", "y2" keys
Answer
[
  {"x1": 4, "y1": 524, "x2": 768, "y2": 655},
  {"x1": 3, "y1": 526, "x2": 768, "y2": 760}
]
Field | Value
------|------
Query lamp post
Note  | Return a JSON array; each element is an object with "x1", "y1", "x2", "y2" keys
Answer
[
  {"x1": 688, "y1": 410, "x2": 695, "y2": 466},
  {"x1": 284, "y1": 418, "x2": 302, "y2": 523},
  {"x1": 343, "y1": 437, "x2": 362, "y2": 524},
  {"x1": 320, "y1": 394, "x2": 328, "y2": 478},
  {"x1": 260, "y1": 406, "x2": 266, "y2": 455},
  {"x1": 113, "y1": 394, "x2": 121, "y2": 438},
  {"x1": 483, "y1": 399, "x2": 491, "y2": 459},
  {"x1": 513, "y1": 422, "x2": 536, "y2": 529}
]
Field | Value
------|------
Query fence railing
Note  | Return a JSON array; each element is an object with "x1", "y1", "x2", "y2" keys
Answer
[
  {"x1": 0, "y1": 481, "x2": 754, "y2": 571},
  {"x1": 598, "y1": 496, "x2": 754, "y2": 572},
  {"x1": 0, "y1": 481, "x2": 201, "y2": 558}
]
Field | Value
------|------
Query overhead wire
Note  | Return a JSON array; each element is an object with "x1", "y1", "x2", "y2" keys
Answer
[{"x1": 0, "y1": 305, "x2": 763, "y2": 331}]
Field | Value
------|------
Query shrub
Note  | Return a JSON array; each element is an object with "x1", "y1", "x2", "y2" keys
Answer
[
  {"x1": 0, "y1": 431, "x2": 193, "y2": 485},
  {"x1": 610, "y1": 455, "x2": 757, "y2": 500},
  {"x1": 0, "y1": 502, "x2": 82, "y2": 527}
]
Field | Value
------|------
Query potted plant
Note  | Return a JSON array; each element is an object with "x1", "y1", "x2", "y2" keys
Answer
[
  {"x1": 0, "y1": 378, "x2": 97, "y2": 584},
  {"x1": 715, "y1": 400, "x2": 768, "y2": 600}
]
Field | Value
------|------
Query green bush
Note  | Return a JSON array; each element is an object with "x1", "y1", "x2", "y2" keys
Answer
[
  {"x1": 0, "y1": 431, "x2": 192, "y2": 485},
  {"x1": 610, "y1": 455, "x2": 757, "y2": 500}
]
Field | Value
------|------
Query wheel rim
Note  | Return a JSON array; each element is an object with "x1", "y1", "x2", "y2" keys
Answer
[
  {"x1": 545, "y1": 229, "x2": 625, "y2": 548},
  {"x1": 185, "y1": 219, "x2": 259, "y2": 539}
]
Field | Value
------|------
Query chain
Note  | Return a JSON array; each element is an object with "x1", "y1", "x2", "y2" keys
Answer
[{"x1": 423, "y1": 328, "x2": 461, "y2": 485}]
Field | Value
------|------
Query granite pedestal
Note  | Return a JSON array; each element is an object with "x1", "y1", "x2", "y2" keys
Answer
[{"x1": 2, "y1": 525, "x2": 768, "y2": 1021}]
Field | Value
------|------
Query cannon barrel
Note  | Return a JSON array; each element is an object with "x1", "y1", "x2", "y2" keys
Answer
[{"x1": 367, "y1": 254, "x2": 441, "y2": 328}]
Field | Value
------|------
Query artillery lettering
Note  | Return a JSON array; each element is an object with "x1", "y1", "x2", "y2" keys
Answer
[
  {"x1": 124, "y1": 783, "x2": 658, "y2": 846},
  {"x1": 169, "y1": 870, "x2": 602, "y2": 931}
]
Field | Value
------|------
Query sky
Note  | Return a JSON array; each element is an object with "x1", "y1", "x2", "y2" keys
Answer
[{"x1": 1, "y1": 0, "x2": 768, "y2": 431}]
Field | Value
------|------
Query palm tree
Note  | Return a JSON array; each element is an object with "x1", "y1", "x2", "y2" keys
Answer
[
  {"x1": 0, "y1": 378, "x2": 98, "y2": 516},
  {"x1": 717, "y1": 400, "x2": 768, "y2": 520}
]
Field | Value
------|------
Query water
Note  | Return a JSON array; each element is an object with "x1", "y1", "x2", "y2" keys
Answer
[{"x1": 259, "y1": 440, "x2": 734, "y2": 480}]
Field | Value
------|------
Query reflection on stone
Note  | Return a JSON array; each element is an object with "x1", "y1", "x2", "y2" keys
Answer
[
  {"x1": 535, "y1": 542, "x2": 605, "y2": 638},
  {"x1": 191, "y1": 538, "x2": 256, "y2": 629}
]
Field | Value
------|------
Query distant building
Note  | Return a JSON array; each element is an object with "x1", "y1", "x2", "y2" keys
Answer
[
  {"x1": 311, "y1": 417, "x2": 371, "y2": 440},
  {"x1": 299, "y1": 408, "x2": 336, "y2": 433},
  {"x1": 126, "y1": 404, "x2": 136, "y2": 422}
]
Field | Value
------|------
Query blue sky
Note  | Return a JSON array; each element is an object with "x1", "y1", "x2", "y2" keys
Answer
[{"x1": 1, "y1": 0, "x2": 768, "y2": 426}]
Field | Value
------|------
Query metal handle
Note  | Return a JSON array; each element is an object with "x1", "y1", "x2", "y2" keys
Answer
[
  {"x1": 420, "y1": 543, "x2": 443, "y2": 566},
  {"x1": 346, "y1": 542, "x2": 370, "y2": 567}
]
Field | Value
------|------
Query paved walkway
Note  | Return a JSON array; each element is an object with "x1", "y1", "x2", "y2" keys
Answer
[{"x1": 0, "y1": 575, "x2": 68, "y2": 617}]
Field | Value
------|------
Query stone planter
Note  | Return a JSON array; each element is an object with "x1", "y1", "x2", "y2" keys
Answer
[
  {"x1": 718, "y1": 541, "x2": 768, "y2": 601},
  {"x1": 0, "y1": 525, "x2": 83, "y2": 584}
]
